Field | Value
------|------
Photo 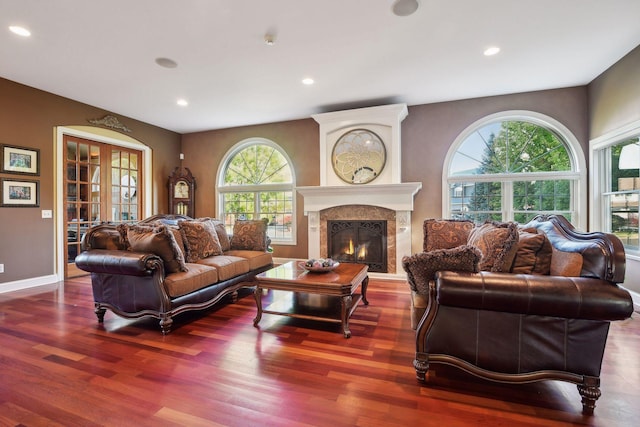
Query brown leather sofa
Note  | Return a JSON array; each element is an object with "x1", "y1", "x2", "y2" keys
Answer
[
  {"x1": 403, "y1": 215, "x2": 634, "y2": 414},
  {"x1": 75, "y1": 214, "x2": 273, "y2": 334}
]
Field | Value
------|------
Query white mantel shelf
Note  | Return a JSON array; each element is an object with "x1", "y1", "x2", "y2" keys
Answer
[{"x1": 296, "y1": 182, "x2": 422, "y2": 213}]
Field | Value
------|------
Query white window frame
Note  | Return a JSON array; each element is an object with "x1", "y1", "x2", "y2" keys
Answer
[
  {"x1": 217, "y1": 137, "x2": 296, "y2": 245},
  {"x1": 590, "y1": 118, "x2": 640, "y2": 258},
  {"x1": 443, "y1": 110, "x2": 587, "y2": 230}
]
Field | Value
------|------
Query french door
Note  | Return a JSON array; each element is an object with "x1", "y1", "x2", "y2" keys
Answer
[{"x1": 64, "y1": 134, "x2": 143, "y2": 277}]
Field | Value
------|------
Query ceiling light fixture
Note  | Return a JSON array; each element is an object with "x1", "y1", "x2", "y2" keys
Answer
[
  {"x1": 302, "y1": 78, "x2": 314, "y2": 85},
  {"x1": 9, "y1": 25, "x2": 31, "y2": 37},
  {"x1": 264, "y1": 34, "x2": 275, "y2": 46},
  {"x1": 484, "y1": 46, "x2": 501, "y2": 56},
  {"x1": 392, "y1": 0, "x2": 419, "y2": 17},
  {"x1": 177, "y1": 99, "x2": 188, "y2": 107},
  {"x1": 155, "y1": 57, "x2": 178, "y2": 68}
]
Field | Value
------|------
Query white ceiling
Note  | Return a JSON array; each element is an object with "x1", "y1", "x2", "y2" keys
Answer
[{"x1": 2, "y1": 0, "x2": 640, "y2": 134}]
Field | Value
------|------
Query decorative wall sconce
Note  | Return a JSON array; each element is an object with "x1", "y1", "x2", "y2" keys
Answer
[
  {"x1": 308, "y1": 211, "x2": 319, "y2": 231},
  {"x1": 397, "y1": 211, "x2": 409, "y2": 232}
]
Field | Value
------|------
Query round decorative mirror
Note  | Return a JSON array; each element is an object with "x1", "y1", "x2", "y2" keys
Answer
[{"x1": 331, "y1": 128, "x2": 386, "y2": 184}]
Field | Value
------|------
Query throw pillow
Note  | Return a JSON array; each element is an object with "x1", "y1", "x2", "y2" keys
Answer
[
  {"x1": 116, "y1": 223, "x2": 131, "y2": 250},
  {"x1": 550, "y1": 247, "x2": 583, "y2": 277},
  {"x1": 467, "y1": 221, "x2": 519, "y2": 272},
  {"x1": 179, "y1": 218, "x2": 223, "y2": 263},
  {"x1": 210, "y1": 218, "x2": 231, "y2": 252},
  {"x1": 402, "y1": 245, "x2": 482, "y2": 294},
  {"x1": 510, "y1": 230, "x2": 547, "y2": 274},
  {"x1": 519, "y1": 227, "x2": 553, "y2": 275},
  {"x1": 125, "y1": 224, "x2": 188, "y2": 273},
  {"x1": 423, "y1": 218, "x2": 474, "y2": 252},
  {"x1": 230, "y1": 220, "x2": 268, "y2": 251}
]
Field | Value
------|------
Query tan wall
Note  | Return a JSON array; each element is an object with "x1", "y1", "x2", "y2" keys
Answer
[
  {"x1": 589, "y1": 45, "x2": 640, "y2": 295},
  {"x1": 182, "y1": 87, "x2": 588, "y2": 261},
  {"x1": 589, "y1": 45, "x2": 640, "y2": 139},
  {"x1": 403, "y1": 87, "x2": 588, "y2": 254},
  {"x1": 181, "y1": 119, "x2": 319, "y2": 259},
  {"x1": 0, "y1": 78, "x2": 181, "y2": 285}
]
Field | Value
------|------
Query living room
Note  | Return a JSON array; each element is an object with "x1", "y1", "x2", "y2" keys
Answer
[{"x1": 1, "y1": 1, "x2": 640, "y2": 425}]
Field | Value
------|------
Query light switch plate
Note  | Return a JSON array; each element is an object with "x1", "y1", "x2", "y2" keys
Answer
[{"x1": 42, "y1": 210, "x2": 53, "y2": 219}]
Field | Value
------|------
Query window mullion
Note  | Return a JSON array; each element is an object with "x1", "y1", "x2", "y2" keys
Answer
[{"x1": 504, "y1": 181, "x2": 513, "y2": 222}]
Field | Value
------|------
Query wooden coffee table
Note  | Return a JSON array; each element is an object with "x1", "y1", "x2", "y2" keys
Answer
[{"x1": 253, "y1": 261, "x2": 369, "y2": 338}]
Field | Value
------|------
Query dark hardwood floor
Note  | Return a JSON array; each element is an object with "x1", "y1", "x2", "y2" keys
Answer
[{"x1": 0, "y1": 276, "x2": 638, "y2": 426}]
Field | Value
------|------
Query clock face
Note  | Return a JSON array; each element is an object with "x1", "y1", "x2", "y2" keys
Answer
[
  {"x1": 332, "y1": 128, "x2": 386, "y2": 184},
  {"x1": 174, "y1": 180, "x2": 189, "y2": 199}
]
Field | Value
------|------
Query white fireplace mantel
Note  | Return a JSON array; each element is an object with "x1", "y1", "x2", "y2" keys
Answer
[
  {"x1": 297, "y1": 182, "x2": 422, "y2": 279},
  {"x1": 296, "y1": 182, "x2": 422, "y2": 213}
]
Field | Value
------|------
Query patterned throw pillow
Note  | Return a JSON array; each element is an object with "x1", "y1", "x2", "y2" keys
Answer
[
  {"x1": 402, "y1": 245, "x2": 482, "y2": 294},
  {"x1": 423, "y1": 219, "x2": 474, "y2": 252},
  {"x1": 179, "y1": 218, "x2": 223, "y2": 262},
  {"x1": 125, "y1": 224, "x2": 188, "y2": 273},
  {"x1": 210, "y1": 219, "x2": 231, "y2": 252},
  {"x1": 230, "y1": 220, "x2": 268, "y2": 251},
  {"x1": 467, "y1": 221, "x2": 519, "y2": 272}
]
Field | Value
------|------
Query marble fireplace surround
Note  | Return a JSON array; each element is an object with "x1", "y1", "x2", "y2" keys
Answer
[
  {"x1": 296, "y1": 183, "x2": 422, "y2": 279},
  {"x1": 295, "y1": 104, "x2": 422, "y2": 279}
]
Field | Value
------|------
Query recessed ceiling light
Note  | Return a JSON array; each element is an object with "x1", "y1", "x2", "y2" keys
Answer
[
  {"x1": 302, "y1": 78, "x2": 314, "y2": 85},
  {"x1": 392, "y1": 0, "x2": 419, "y2": 17},
  {"x1": 9, "y1": 25, "x2": 31, "y2": 37},
  {"x1": 155, "y1": 57, "x2": 178, "y2": 68},
  {"x1": 484, "y1": 46, "x2": 501, "y2": 56},
  {"x1": 177, "y1": 99, "x2": 188, "y2": 107}
]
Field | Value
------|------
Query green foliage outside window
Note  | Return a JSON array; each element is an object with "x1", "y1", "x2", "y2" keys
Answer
[
  {"x1": 220, "y1": 142, "x2": 294, "y2": 241},
  {"x1": 450, "y1": 120, "x2": 575, "y2": 223}
]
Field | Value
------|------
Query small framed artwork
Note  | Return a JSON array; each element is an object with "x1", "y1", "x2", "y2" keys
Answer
[
  {"x1": 1, "y1": 178, "x2": 40, "y2": 207},
  {"x1": 1, "y1": 144, "x2": 40, "y2": 175}
]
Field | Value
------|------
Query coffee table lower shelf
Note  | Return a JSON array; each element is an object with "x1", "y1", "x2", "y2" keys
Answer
[{"x1": 252, "y1": 261, "x2": 369, "y2": 338}]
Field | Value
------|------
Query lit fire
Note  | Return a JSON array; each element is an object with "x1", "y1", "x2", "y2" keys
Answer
[
  {"x1": 357, "y1": 244, "x2": 367, "y2": 261},
  {"x1": 341, "y1": 239, "x2": 368, "y2": 261}
]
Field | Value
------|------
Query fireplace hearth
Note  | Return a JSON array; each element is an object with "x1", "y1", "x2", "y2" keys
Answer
[{"x1": 328, "y1": 220, "x2": 387, "y2": 273}]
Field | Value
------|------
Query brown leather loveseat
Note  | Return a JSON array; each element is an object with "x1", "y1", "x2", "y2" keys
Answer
[
  {"x1": 76, "y1": 214, "x2": 273, "y2": 334},
  {"x1": 402, "y1": 215, "x2": 634, "y2": 414}
]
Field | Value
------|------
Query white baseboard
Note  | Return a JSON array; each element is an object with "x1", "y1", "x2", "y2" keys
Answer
[{"x1": 0, "y1": 274, "x2": 60, "y2": 294}]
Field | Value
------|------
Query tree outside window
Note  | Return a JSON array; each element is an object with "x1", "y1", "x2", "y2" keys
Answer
[
  {"x1": 219, "y1": 140, "x2": 295, "y2": 243},
  {"x1": 447, "y1": 115, "x2": 580, "y2": 225}
]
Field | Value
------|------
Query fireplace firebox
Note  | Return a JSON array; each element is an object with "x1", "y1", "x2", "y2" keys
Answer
[{"x1": 328, "y1": 220, "x2": 387, "y2": 273}]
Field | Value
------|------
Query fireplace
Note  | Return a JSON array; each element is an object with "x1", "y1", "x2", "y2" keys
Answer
[
  {"x1": 328, "y1": 220, "x2": 387, "y2": 273},
  {"x1": 296, "y1": 103, "x2": 422, "y2": 278}
]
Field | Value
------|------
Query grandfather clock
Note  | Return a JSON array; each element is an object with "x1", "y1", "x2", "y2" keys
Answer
[{"x1": 167, "y1": 166, "x2": 195, "y2": 216}]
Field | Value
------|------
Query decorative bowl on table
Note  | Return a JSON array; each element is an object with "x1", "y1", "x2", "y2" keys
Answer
[{"x1": 299, "y1": 258, "x2": 340, "y2": 273}]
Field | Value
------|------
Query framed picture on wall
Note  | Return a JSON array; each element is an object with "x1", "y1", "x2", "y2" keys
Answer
[
  {"x1": 1, "y1": 178, "x2": 40, "y2": 207},
  {"x1": 1, "y1": 144, "x2": 40, "y2": 175}
]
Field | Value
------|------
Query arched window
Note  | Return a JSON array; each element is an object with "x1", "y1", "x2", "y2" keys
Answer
[
  {"x1": 218, "y1": 138, "x2": 295, "y2": 244},
  {"x1": 444, "y1": 111, "x2": 586, "y2": 228}
]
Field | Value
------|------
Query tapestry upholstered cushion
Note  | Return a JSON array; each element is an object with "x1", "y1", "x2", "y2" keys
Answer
[
  {"x1": 210, "y1": 219, "x2": 231, "y2": 252},
  {"x1": 179, "y1": 218, "x2": 224, "y2": 263},
  {"x1": 124, "y1": 223, "x2": 188, "y2": 273},
  {"x1": 423, "y1": 219, "x2": 475, "y2": 252},
  {"x1": 230, "y1": 220, "x2": 268, "y2": 251},
  {"x1": 402, "y1": 245, "x2": 482, "y2": 294},
  {"x1": 467, "y1": 221, "x2": 519, "y2": 272},
  {"x1": 550, "y1": 247, "x2": 584, "y2": 277}
]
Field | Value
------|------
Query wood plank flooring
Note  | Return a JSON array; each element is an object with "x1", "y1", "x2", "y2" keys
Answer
[{"x1": 0, "y1": 276, "x2": 638, "y2": 426}]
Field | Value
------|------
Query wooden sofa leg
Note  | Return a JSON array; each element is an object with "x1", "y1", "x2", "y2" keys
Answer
[
  {"x1": 231, "y1": 290, "x2": 239, "y2": 303},
  {"x1": 577, "y1": 376, "x2": 601, "y2": 415},
  {"x1": 95, "y1": 305, "x2": 106, "y2": 323},
  {"x1": 159, "y1": 316, "x2": 173, "y2": 335},
  {"x1": 414, "y1": 352, "x2": 429, "y2": 382}
]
